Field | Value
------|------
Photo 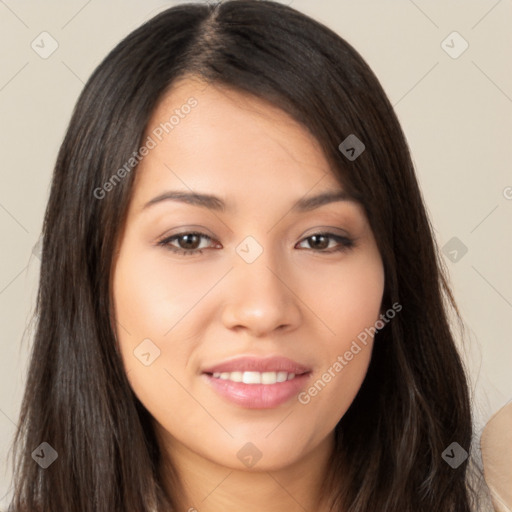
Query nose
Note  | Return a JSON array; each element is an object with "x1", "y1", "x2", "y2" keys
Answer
[{"x1": 220, "y1": 248, "x2": 302, "y2": 337}]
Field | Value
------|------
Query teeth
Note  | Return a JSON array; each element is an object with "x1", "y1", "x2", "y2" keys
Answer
[
  {"x1": 230, "y1": 371, "x2": 243, "y2": 382},
  {"x1": 211, "y1": 371, "x2": 298, "y2": 384},
  {"x1": 242, "y1": 371, "x2": 261, "y2": 384},
  {"x1": 278, "y1": 371, "x2": 288, "y2": 382},
  {"x1": 262, "y1": 372, "x2": 277, "y2": 384}
]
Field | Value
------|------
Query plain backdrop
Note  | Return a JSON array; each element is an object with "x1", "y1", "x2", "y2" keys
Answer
[{"x1": 1, "y1": 0, "x2": 511, "y2": 506}]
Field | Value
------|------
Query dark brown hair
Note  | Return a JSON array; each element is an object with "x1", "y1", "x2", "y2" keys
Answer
[{"x1": 8, "y1": 1, "x2": 479, "y2": 510}]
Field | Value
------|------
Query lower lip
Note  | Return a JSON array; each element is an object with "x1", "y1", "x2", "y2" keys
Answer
[{"x1": 202, "y1": 373, "x2": 310, "y2": 409}]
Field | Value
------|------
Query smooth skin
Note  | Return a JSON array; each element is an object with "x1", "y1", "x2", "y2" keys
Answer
[{"x1": 111, "y1": 76, "x2": 385, "y2": 512}]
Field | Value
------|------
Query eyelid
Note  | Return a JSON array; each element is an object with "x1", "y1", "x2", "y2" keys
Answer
[
  {"x1": 157, "y1": 224, "x2": 218, "y2": 240},
  {"x1": 157, "y1": 224, "x2": 352, "y2": 242},
  {"x1": 156, "y1": 228, "x2": 357, "y2": 256},
  {"x1": 299, "y1": 225, "x2": 352, "y2": 239}
]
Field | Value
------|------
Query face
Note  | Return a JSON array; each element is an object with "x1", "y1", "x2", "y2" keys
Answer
[{"x1": 111, "y1": 76, "x2": 385, "y2": 472}]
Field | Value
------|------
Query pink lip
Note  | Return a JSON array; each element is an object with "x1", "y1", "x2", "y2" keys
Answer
[
  {"x1": 203, "y1": 373, "x2": 310, "y2": 409},
  {"x1": 201, "y1": 356, "x2": 312, "y2": 409},
  {"x1": 202, "y1": 356, "x2": 311, "y2": 374}
]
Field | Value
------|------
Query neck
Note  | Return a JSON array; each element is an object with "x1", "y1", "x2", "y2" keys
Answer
[{"x1": 157, "y1": 429, "x2": 336, "y2": 512}]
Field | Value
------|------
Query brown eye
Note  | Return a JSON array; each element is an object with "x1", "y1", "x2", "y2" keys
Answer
[
  {"x1": 157, "y1": 232, "x2": 218, "y2": 255},
  {"x1": 296, "y1": 233, "x2": 355, "y2": 253},
  {"x1": 157, "y1": 231, "x2": 355, "y2": 257}
]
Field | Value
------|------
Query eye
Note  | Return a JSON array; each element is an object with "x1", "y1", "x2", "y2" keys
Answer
[
  {"x1": 296, "y1": 232, "x2": 355, "y2": 253},
  {"x1": 157, "y1": 232, "x2": 219, "y2": 256},
  {"x1": 157, "y1": 230, "x2": 355, "y2": 256}
]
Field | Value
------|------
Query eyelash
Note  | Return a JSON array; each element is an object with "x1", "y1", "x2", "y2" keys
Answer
[{"x1": 156, "y1": 231, "x2": 356, "y2": 256}]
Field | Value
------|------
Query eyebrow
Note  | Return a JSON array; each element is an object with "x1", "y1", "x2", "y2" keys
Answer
[{"x1": 142, "y1": 189, "x2": 357, "y2": 213}]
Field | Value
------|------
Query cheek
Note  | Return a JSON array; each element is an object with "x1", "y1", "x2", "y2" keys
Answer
[
  {"x1": 111, "y1": 243, "x2": 196, "y2": 387},
  {"x1": 112, "y1": 240, "x2": 219, "y2": 342},
  {"x1": 304, "y1": 250, "x2": 385, "y2": 340},
  {"x1": 113, "y1": 252, "x2": 181, "y2": 332},
  {"x1": 111, "y1": 232, "x2": 385, "y2": 452},
  {"x1": 296, "y1": 251, "x2": 384, "y2": 423}
]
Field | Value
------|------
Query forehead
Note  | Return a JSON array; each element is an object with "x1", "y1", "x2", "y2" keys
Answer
[{"x1": 131, "y1": 76, "x2": 349, "y2": 208}]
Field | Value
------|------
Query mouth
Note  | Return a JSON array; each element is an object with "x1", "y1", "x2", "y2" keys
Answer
[
  {"x1": 206, "y1": 370, "x2": 302, "y2": 384},
  {"x1": 201, "y1": 356, "x2": 312, "y2": 409}
]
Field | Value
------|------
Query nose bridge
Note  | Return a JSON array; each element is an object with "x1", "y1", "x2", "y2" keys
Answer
[{"x1": 221, "y1": 234, "x2": 301, "y2": 334}]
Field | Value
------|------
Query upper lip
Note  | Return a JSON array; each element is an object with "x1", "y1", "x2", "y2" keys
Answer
[{"x1": 202, "y1": 356, "x2": 311, "y2": 375}]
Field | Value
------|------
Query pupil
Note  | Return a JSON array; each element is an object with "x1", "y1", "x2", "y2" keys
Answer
[
  {"x1": 310, "y1": 235, "x2": 328, "y2": 249},
  {"x1": 181, "y1": 234, "x2": 198, "y2": 249},
  {"x1": 178, "y1": 234, "x2": 330, "y2": 250}
]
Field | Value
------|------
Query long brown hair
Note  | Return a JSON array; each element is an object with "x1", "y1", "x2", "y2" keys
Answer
[{"x1": 8, "y1": 1, "x2": 479, "y2": 510}]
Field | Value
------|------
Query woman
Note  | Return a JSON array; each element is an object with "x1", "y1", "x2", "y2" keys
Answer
[{"x1": 7, "y1": 1, "x2": 484, "y2": 510}]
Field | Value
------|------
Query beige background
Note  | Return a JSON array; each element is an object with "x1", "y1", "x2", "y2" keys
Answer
[{"x1": 1, "y1": 0, "x2": 511, "y2": 507}]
